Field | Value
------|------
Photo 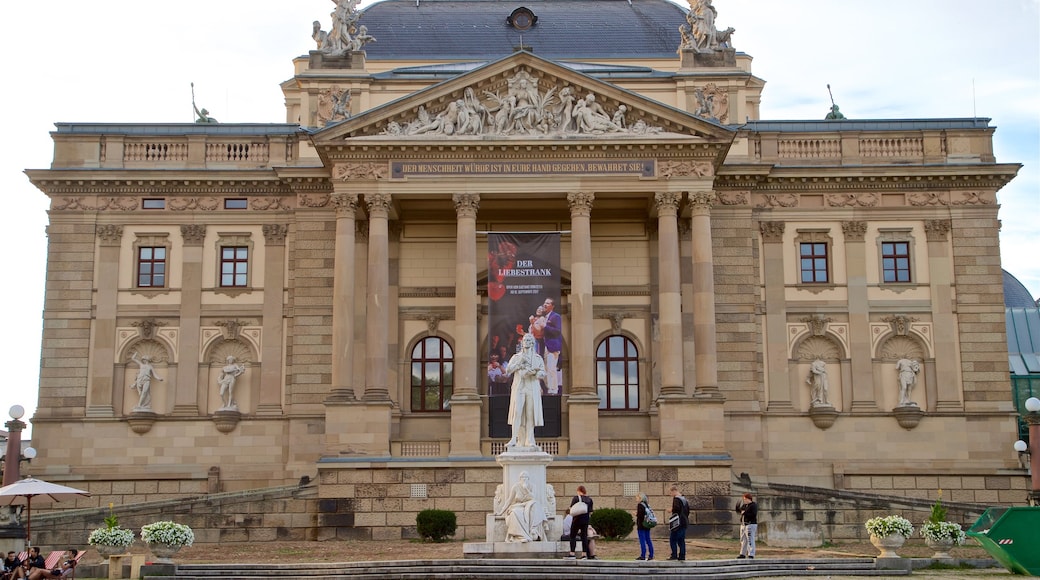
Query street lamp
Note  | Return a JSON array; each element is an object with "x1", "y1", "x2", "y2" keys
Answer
[
  {"x1": 1015, "y1": 396, "x2": 1040, "y2": 507},
  {"x1": 2, "y1": 405, "x2": 36, "y2": 486}
]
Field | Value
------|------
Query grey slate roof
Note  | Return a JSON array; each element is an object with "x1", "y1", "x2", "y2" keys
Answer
[
  {"x1": 1008, "y1": 307, "x2": 1040, "y2": 376},
  {"x1": 358, "y1": 0, "x2": 689, "y2": 60},
  {"x1": 1005, "y1": 269, "x2": 1037, "y2": 308}
]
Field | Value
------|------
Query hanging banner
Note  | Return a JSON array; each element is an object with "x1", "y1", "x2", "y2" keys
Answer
[{"x1": 487, "y1": 233, "x2": 563, "y2": 438}]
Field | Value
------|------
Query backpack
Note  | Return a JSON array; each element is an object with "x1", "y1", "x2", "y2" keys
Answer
[{"x1": 643, "y1": 502, "x2": 658, "y2": 528}]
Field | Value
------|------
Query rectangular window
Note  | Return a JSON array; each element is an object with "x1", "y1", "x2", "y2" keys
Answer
[
  {"x1": 800, "y1": 242, "x2": 829, "y2": 283},
  {"x1": 136, "y1": 247, "x2": 167, "y2": 288},
  {"x1": 220, "y1": 246, "x2": 249, "y2": 287},
  {"x1": 881, "y1": 241, "x2": 911, "y2": 283},
  {"x1": 142, "y1": 198, "x2": 166, "y2": 210},
  {"x1": 224, "y1": 198, "x2": 248, "y2": 210}
]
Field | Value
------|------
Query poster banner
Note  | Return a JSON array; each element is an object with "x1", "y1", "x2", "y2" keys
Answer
[{"x1": 487, "y1": 233, "x2": 562, "y2": 400}]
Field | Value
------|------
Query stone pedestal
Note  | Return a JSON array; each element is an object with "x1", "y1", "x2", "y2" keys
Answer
[
  {"x1": 809, "y1": 404, "x2": 839, "y2": 430},
  {"x1": 308, "y1": 50, "x2": 366, "y2": 70},
  {"x1": 679, "y1": 47, "x2": 736, "y2": 69},
  {"x1": 893, "y1": 404, "x2": 924, "y2": 430}
]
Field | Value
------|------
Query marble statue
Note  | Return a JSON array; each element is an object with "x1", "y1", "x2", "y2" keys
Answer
[
  {"x1": 505, "y1": 333, "x2": 546, "y2": 448},
  {"x1": 679, "y1": 0, "x2": 734, "y2": 52},
  {"x1": 129, "y1": 351, "x2": 163, "y2": 410},
  {"x1": 314, "y1": 0, "x2": 372, "y2": 56},
  {"x1": 317, "y1": 86, "x2": 351, "y2": 126},
  {"x1": 896, "y1": 358, "x2": 920, "y2": 406},
  {"x1": 807, "y1": 359, "x2": 830, "y2": 407},
  {"x1": 495, "y1": 471, "x2": 550, "y2": 543},
  {"x1": 218, "y1": 355, "x2": 247, "y2": 409}
]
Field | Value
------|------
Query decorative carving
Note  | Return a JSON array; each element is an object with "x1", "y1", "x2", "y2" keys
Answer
[
  {"x1": 567, "y1": 191, "x2": 595, "y2": 216},
  {"x1": 262, "y1": 224, "x2": 289, "y2": 244},
  {"x1": 250, "y1": 197, "x2": 292, "y2": 211},
  {"x1": 381, "y1": 70, "x2": 662, "y2": 138},
  {"x1": 692, "y1": 83, "x2": 729, "y2": 124},
  {"x1": 330, "y1": 193, "x2": 360, "y2": 218},
  {"x1": 608, "y1": 312, "x2": 625, "y2": 334},
  {"x1": 215, "y1": 319, "x2": 251, "y2": 341},
  {"x1": 132, "y1": 318, "x2": 167, "y2": 340},
  {"x1": 882, "y1": 315, "x2": 917, "y2": 337},
  {"x1": 425, "y1": 315, "x2": 441, "y2": 336},
  {"x1": 758, "y1": 221, "x2": 785, "y2": 242},
  {"x1": 892, "y1": 404, "x2": 923, "y2": 430},
  {"x1": 654, "y1": 192, "x2": 682, "y2": 215},
  {"x1": 365, "y1": 193, "x2": 393, "y2": 216},
  {"x1": 826, "y1": 193, "x2": 879, "y2": 207},
  {"x1": 659, "y1": 160, "x2": 712, "y2": 178},
  {"x1": 313, "y1": 0, "x2": 374, "y2": 55},
  {"x1": 452, "y1": 194, "x2": 480, "y2": 218},
  {"x1": 679, "y1": 0, "x2": 735, "y2": 52},
  {"x1": 96, "y1": 225, "x2": 124, "y2": 244},
  {"x1": 688, "y1": 191, "x2": 714, "y2": 210},
  {"x1": 715, "y1": 191, "x2": 749, "y2": 206},
  {"x1": 53, "y1": 197, "x2": 139, "y2": 211},
  {"x1": 210, "y1": 339, "x2": 253, "y2": 365},
  {"x1": 317, "y1": 86, "x2": 351, "y2": 127},
  {"x1": 879, "y1": 335, "x2": 924, "y2": 360},
  {"x1": 756, "y1": 193, "x2": 798, "y2": 208},
  {"x1": 841, "y1": 221, "x2": 868, "y2": 242},
  {"x1": 181, "y1": 224, "x2": 207, "y2": 245},
  {"x1": 951, "y1": 191, "x2": 993, "y2": 205},
  {"x1": 299, "y1": 194, "x2": 331, "y2": 208},
  {"x1": 796, "y1": 336, "x2": 841, "y2": 361},
  {"x1": 908, "y1": 192, "x2": 949, "y2": 206},
  {"x1": 169, "y1": 197, "x2": 219, "y2": 211},
  {"x1": 334, "y1": 162, "x2": 387, "y2": 180},
  {"x1": 924, "y1": 219, "x2": 951, "y2": 242},
  {"x1": 802, "y1": 315, "x2": 833, "y2": 337}
]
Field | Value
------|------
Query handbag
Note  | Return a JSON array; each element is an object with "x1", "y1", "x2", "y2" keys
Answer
[
  {"x1": 668, "y1": 514, "x2": 681, "y2": 531},
  {"x1": 569, "y1": 499, "x2": 589, "y2": 516}
]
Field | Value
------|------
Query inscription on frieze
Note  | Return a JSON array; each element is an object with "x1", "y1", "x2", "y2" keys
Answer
[{"x1": 391, "y1": 159, "x2": 655, "y2": 178}]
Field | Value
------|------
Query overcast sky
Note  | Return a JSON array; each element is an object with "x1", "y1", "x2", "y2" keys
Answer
[{"x1": 1, "y1": 0, "x2": 1037, "y2": 437}]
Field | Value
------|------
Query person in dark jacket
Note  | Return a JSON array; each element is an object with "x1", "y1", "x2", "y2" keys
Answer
[
  {"x1": 566, "y1": 485, "x2": 594, "y2": 559},
  {"x1": 634, "y1": 492, "x2": 655, "y2": 560},
  {"x1": 736, "y1": 492, "x2": 758, "y2": 559},
  {"x1": 667, "y1": 484, "x2": 690, "y2": 561}
]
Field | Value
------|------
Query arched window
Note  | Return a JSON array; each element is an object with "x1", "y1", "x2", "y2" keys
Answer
[
  {"x1": 596, "y1": 335, "x2": 639, "y2": 410},
  {"x1": 410, "y1": 337, "x2": 453, "y2": 412}
]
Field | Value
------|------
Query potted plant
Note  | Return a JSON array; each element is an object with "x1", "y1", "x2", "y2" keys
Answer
[
  {"x1": 920, "y1": 490, "x2": 966, "y2": 559},
  {"x1": 87, "y1": 503, "x2": 135, "y2": 560},
  {"x1": 141, "y1": 520, "x2": 194, "y2": 563},
  {"x1": 864, "y1": 514, "x2": 914, "y2": 558}
]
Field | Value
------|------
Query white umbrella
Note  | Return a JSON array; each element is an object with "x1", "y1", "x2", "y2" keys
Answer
[{"x1": 0, "y1": 477, "x2": 90, "y2": 544}]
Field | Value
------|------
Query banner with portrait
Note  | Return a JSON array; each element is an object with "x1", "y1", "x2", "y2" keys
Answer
[{"x1": 487, "y1": 233, "x2": 562, "y2": 438}]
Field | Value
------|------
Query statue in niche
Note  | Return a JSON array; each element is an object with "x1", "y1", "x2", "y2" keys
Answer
[
  {"x1": 807, "y1": 359, "x2": 830, "y2": 407},
  {"x1": 495, "y1": 471, "x2": 550, "y2": 543},
  {"x1": 129, "y1": 351, "x2": 163, "y2": 410},
  {"x1": 505, "y1": 333, "x2": 546, "y2": 448},
  {"x1": 218, "y1": 355, "x2": 247, "y2": 410},
  {"x1": 896, "y1": 358, "x2": 921, "y2": 406}
]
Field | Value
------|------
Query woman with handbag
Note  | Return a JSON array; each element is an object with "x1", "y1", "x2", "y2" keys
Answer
[{"x1": 566, "y1": 485, "x2": 594, "y2": 559}]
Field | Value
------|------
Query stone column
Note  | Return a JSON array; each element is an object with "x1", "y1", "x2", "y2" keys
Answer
[
  {"x1": 655, "y1": 192, "x2": 685, "y2": 398},
  {"x1": 566, "y1": 191, "x2": 601, "y2": 456},
  {"x1": 364, "y1": 193, "x2": 392, "y2": 402},
  {"x1": 760, "y1": 221, "x2": 792, "y2": 410},
  {"x1": 328, "y1": 193, "x2": 359, "y2": 402},
  {"x1": 450, "y1": 193, "x2": 482, "y2": 456},
  {"x1": 842, "y1": 221, "x2": 877, "y2": 410},
  {"x1": 87, "y1": 225, "x2": 122, "y2": 417},
  {"x1": 257, "y1": 224, "x2": 288, "y2": 415},
  {"x1": 924, "y1": 219, "x2": 961, "y2": 410},
  {"x1": 173, "y1": 224, "x2": 206, "y2": 415},
  {"x1": 688, "y1": 191, "x2": 720, "y2": 397}
]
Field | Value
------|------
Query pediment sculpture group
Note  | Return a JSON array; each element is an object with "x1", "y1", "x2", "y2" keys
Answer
[{"x1": 807, "y1": 358, "x2": 921, "y2": 409}]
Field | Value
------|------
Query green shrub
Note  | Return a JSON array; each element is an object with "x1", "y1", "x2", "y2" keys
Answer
[
  {"x1": 416, "y1": 509, "x2": 457, "y2": 542},
  {"x1": 589, "y1": 508, "x2": 634, "y2": 539}
]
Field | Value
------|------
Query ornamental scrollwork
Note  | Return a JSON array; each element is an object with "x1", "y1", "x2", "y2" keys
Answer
[
  {"x1": 826, "y1": 193, "x2": 879, "y2": 208},
  {"x1": 169, "y1": 197, "x2": 219, "y2": 211},
  {"x1": 299, "y1": 194, "x2": 331, "y2": 208},
  {"x1": 251, "y1": 197, "x2": 293, "y2": 211},
  {"x1": 908, "y1": 192, "x2": 949, "y2": 206},
  {"x1": 333, "y1": 162, "x2": 387, "y2": 180},
  {"x1": 951, "y1": 191, "x2": 993, "y2": 206},
  {"x1": 755, "y1": 193, "x2": 798, "y2": 209},
  {"x1": 659, "y1": 160, "x2": 713, "y2": 178}
]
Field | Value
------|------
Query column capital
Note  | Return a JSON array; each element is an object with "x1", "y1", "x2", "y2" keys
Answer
[
  {"x1": 452, "y1": 193, "x2": 480, "y2": 218},
  {"x1": 687, "y1": 191, "x2": 715, "y2": 214},
  {"x1": 758, "y1": 221, "x2": 785, "y2": 243},
  {"x1": 181, "y1": 224, "x2": 207, "y2": 246},
  {"x1": 567, "y1": 191, "x2": 595, "y2": 217},
  {"x1": 365, "y1": 193, "x2": 392, "y2": 217},
  {"x1": 262, "y1": 224, "x2": 289, "y2": 245},
  {"x1": 841, "y1": 220, "x2": 868, "y2": 242},
  {"x1": 330, "y1": 193, "x2": 360, "y2": 218},
  {"x1": 96, "y1": 224, "x2": 124, "y2": 246},
  {"x1": 654, "y1": 192, "x2": 681, "y2": 216},
  {"x1": 924, "y1": 219, "x2": 951, "y2": 242}
]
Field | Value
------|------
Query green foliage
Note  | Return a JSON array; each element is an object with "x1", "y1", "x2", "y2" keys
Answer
[
  {"x1": 589, "y1": 508, "x2": 634, "y2": 540},
  {"x1": 928, "y1": 490, "x2": 948, "y2": 524},
  {"x1": 104, "y1": 503, "x2": 119, "y2": 529},
  {"x1": 416, "y1": 509, "x2": 457, "y2": 542},
  {"x1": 925, "y1": 561, "x2": 976, "y2": 570}
]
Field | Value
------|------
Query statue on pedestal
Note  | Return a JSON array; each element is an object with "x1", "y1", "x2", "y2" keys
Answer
[
  {"x1": 807, "y1": 359, "x2": 830, "y2": 407},
  {"x1": 896, "y1": 358, "x2": 921, "y2": 406},
  {"x1": 494, "y1": 471, "x2": 550, "y2": 543},
  {"x1": 505, "y1": 333, "x2": 546, "y2": 449},
  {"x1": 218, "y1": 356, "x2": 246, "y2": 409},
  {"x1": 129, "y1": 351, "x2": 163, "y2": 410}
]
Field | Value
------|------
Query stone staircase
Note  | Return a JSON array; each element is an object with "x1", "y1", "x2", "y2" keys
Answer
[{"x1": 147, "y1": 557, "x2": 906, "y2": 579}]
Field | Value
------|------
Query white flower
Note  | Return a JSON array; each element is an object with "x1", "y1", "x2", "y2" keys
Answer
[
  {"x1": 921, "y1": 521, "x2": 966, "y2": 545},
  {"x1": 140, "y1": 521, "x2": 195, "y2": 547},
  {"x1": 865, "y1": 515, "x2": 914, "y2": 539},
  {"x1": 87, "y1": 526, "x2": 135, "y2": 548}
]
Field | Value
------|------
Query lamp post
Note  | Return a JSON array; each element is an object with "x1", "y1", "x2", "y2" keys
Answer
[
  {"x1": 1013, "y1": 396, "x2": 1040, "y2": 507},
  {"x1": 1, "y1": 405, "x2": 37, "y2": 487}
]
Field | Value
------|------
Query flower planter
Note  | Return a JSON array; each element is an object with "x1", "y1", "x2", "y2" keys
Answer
[
  {"x1": 870, "y1": 533, "x2": 907, "y2": 558},
  {"x1": 93, "y1": 543, "x2": 127, "y2": 561},
  {"x1": 147, "y1": 542, "x2": 182, "y2": 564},
  {"x1": 925, "y1": 536, "x2": 956, "y2": 559}
]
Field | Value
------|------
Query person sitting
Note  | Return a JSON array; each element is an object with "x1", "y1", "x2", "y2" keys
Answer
[
  {"x1": 8, "y1": 548, "x2": 44, "y2": 580},
  {"x1": 2, "y1": 552, "x2": 22, "y2": 580},
  {"x1": 25, "y1": 550, "x2": 76, "y2": 580}
]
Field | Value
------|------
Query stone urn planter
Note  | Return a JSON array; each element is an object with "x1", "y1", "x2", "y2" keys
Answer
[
  {"x1": 141, "y1": 520, "x2": 194, "y2": 564},
  {"x1": 869, "y1": 533, "x2": 907, "y2": 558},
  {"x1": 146, "y1": 542, "x2": 182, "y2": 564},
  {"x1": 925, "y1": 536, "x2": 956, "y2": 559}
]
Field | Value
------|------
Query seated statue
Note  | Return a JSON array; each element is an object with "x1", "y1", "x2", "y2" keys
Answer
[{"x1": 495, "y1": 471, "x2": 549, "y2": 543}]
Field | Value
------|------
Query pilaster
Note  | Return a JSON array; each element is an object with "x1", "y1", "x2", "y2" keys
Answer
[
  {"x1": 566, "y1": 191, "x2": 600, "y2": 456},
  {"x1": 689, "y1": 191, "x2": 720, "y2": 398},
  {"x1": 363, "y1": 193, "x2": 391, "y2": 402},
  {"x1": 257, "y1": 224, "x2": 288, "y2": 415},
  {"x1": 450, "y1": 193, "x2": 482, "y2": 457},
  {"x1": 173, "y1": 224, "x2": 206, "y2": 416},
  {"x1": 760, "y1": 221, "x2": 792, "y2": 410},
  {"x1": 87, "y1": 225, "x2": 122, "y2": 417},
  {"x1": 842, "y1": 220, "x2": 877, "y2": 411}
]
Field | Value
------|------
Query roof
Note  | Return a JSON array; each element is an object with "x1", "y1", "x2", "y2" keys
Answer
[
  {"x1": 1007, "y1": 307, "x2": 1040, "y2": 376},
  {"x1": 1004, "y1": 269, "x2": 1037, "y2": 308},
  {"x1": 743, "y1": 119, "x2": 994, "y2": 132},
  {"x1": 358, "y1": 0, "x2": 690, "y2": 60}
]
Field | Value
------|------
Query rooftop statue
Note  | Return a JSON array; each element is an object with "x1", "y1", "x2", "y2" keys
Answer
[
  {"x1": 825, "y1": 84, "x2": 847, "y2": 120},
  {"x1": 191, "y1": 83, "x2": 218, "y2": 124},
  {"x1": 679, "y1": 0, "x2": 735, "y2": 53},
  {"x1": 313, "y1": 0, "x2": 374, "y2": 56}
]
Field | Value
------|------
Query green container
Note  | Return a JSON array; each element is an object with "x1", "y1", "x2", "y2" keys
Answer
[{"x1": 966, "y1": 506, "x2": 1040, "y2": 576}]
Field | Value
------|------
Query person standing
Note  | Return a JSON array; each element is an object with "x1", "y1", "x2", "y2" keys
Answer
[
  {"x1": 736, "y1": 492, "x2": 758, "y2": 559},
  {"x1": 635, "y1": 492, "x2": 655, "y2": 561},
  {"x1": 667, "y1": 484, "x2": 690, "y2": 561},
  {"x1": 567, "y1": 485, "x2": 594, "y2": 559}
]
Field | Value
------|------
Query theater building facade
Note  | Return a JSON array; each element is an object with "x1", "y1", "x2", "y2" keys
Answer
[{"x1": 26, "y1": 0, "x2": 1025, "y2": 540}]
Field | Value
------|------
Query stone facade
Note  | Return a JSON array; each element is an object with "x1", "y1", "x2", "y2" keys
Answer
[{"x1": 23, "y1": 1, "x2": 1024, "y2": 542}]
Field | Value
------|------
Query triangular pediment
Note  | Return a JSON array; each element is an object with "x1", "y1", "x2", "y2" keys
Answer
[{"x1": 312, "y1": 51, "x2": 734, "y2": 147}]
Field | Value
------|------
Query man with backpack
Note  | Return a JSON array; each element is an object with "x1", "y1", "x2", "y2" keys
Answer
[{"x1": 667, "y1": 484, "x2": 690, "y2": 561}]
